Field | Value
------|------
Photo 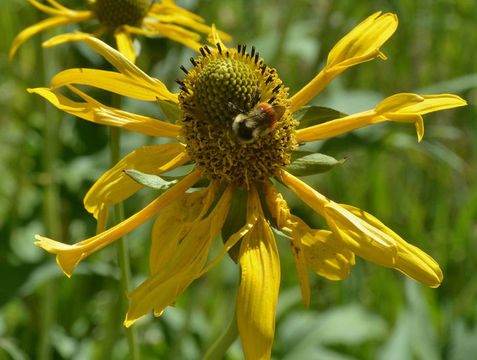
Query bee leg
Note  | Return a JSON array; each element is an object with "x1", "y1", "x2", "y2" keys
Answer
[
  {"x1": 228, "y1": 102, "x2": 244, "y2": 115},
  {"x1": 252, "y1": 85, "x2": 261, "y2": 106}
]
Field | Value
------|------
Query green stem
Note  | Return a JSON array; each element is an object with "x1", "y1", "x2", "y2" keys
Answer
[
  {"x1": 38, "y1": 16, "x2": 60, "y2": 360},
  {"x1": 109, "y1": 100, "x2": 140, "y2": 359},
  {"x1": 202, "y1": 310, "x2": 239, "y2": 360}
]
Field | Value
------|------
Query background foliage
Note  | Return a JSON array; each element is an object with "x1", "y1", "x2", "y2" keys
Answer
[{"x1": 0, "y1": 0, "x2": 475, "y2": 359}]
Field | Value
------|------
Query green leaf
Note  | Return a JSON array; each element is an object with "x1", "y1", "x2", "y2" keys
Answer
[
  {"x1": 156, "y1": 98, "x2": 181, "y2": 123},
  {"x1": 294, "y1": 106, "x2": 347, "y2": 130},
  {"x1": 124, "y1": 169, "x2": 178, "y2": 190},
  {"x1": 279, "y1": 304, "x2": 387, "y2": 351},
  {"x1": 287, "y1": 152, "x2": 345, "y2": 176}
]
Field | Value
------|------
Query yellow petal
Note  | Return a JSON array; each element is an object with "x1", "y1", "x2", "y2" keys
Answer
[
  {"x1": 9, "y1": 15, "x2": 91, "y2": 61},
  {"x1": 326, "y1": 12, "x2": 397, "y2": 69},
  {"x1": 44, "y1": 0, "x2": 71, "y2": 12},
  {"x1": 290, "y1": 12, "x2": 397, "y2": 111},
  {"x1": 50, "y1": 68, "x2": 174, "y2": 102},
  {"x1": 198, "y1": 187, "x2": 261, "y2": 277},
  {"x1": 385, "y1": 94, "x2": 467, "y2": 115},
  {"x1": 281, "y1": 171, "x2": 442, "y2": 287},
  {"x1": 237, "y1": 188, "x2": 280, "y2": 360},
  {"x1": 324, "y1": 202, "x2": 398, "y2": 262},
  {"x1": 150, "y1": 1, "x2": 205, "y2": 23},
  {"x1": 208, "y1": 24, "x2": 227, "y2": 52},
  {"x1": 374, "y1": 93, "x2": 424, "y2": 114},
  {"x1": 263, "y1": 182, "x2": 293, "y2": 231},
  {"x1": 281, "y1": 170, "x2": 398, "y2": 264},
  {"x1": 148, "y1": 0, "x2": 233, "y2": 45},
  {"x1": 262, "y1": 182, "x2": 310, "y2": 307},
  {"x1": 296, "y1": 93, "x2": 467, "y2": 143},
  {"x1": 114, "y1": 28, "x2": 136, "y2": 63},
  {"x1": 42, "y1": 31, "x2": 95, "y2": 48},
  {"x1": 35, "y1": 170, "x2": 202, "y2": 277},
  {"x1": 26, "y1": 0, "x2": 67, "y2": 15},
  {"x1": 124, "y1": 185, "x2": 233, "y2": 327},
  {"x1": 292, "y1": 216, "x2": 355, "y2": 281},
  {"x1": 342, "y1": 205, "x2": 443, "y2": 287},
  {"x1": 143, "y1": 21, "x2": 203, "y2": 52},
  {"x1": 26, "y1": 0, "x2": 87, "y2": 16},
  {"x1": 150, "y1": 181, "x2": 219, "y2": 275},
  {"x1": 28, "y1": 86, "x2": 181, "y2": 138},
  {"x1": 84, "y1": 143, "x2": 188, "y2": 222},
  {"x1": 149, "y1": 11, "x2": 232, "y2": 42},
  {"x1": 296, "y1": 110, "x2": 378, "y2": 143},
  {"x1": 48, "y1": 33, "x2": 178, "y2": 102},
  {"x1": 280, "y1": 170, "x2": 328, "y2": 213},
  {"x1": 119, "y1": 25, "x2": 157, "y2": 36}
]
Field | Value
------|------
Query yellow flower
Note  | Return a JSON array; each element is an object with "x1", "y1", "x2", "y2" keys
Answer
[
  {"x1": 10, "y1": 0, "x2": 231, "y2": 62},
  {"x1": 31, "y1": 12, "x2": 466, "y2": 359}
]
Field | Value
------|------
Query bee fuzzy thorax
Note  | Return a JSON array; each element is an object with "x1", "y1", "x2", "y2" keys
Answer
[
  {"x1": 231, "y1": 103, "x2": 286, "y2": 144},
  {"x1": 178, "y1": 44, "x2": 298, "y2": 188}
]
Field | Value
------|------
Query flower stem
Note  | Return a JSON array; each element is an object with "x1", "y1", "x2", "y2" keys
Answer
[
  {"x1": 202, "y1": 310, "x2": 239, "y2": 360},
  {"x1": 38, "y1": 20, "x2": 60, "y2": 360},
  {"x1": 110, "y1": 95, "x2": 140, "y2": 359}
]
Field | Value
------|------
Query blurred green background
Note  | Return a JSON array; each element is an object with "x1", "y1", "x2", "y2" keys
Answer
[{"x1": 0, "y1": 0, "x2": 475, "y2": 359}]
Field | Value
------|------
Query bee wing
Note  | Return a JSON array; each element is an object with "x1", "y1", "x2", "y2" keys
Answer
[{"x1": 271, "y1": 105, "x2": 286, "y2": 120}]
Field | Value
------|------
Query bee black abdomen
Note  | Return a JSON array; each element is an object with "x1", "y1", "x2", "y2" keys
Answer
[{"x1": 236, "y1": 121, "x2": 255, "y2": 142}]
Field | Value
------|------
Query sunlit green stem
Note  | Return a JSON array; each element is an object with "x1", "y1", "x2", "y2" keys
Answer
[
  {"x1": 110, "y1": 96, "x2": 140, "y2": 359},
  {"x1": 202, "y1": 310, "x2": 239, "y2": 360}
]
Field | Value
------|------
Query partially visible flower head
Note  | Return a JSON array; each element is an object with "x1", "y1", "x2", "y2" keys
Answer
[
  {"x1": 93, "y1": 0, "x2": 150, "y2": 27},
  {"x1": 10, "y1": 0, "x2": 231, "y2": 62},
  {"x1": 30, "y1": 13, "x2": 466, "y2": 360}
]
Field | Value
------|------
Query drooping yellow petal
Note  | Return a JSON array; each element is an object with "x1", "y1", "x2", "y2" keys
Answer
[
  {"x1": 150, "y1": 0, "x2": 204, "y2": 22},
  {"x1": 9, "y1": 13, "x2": 92, "y2": 61},
  {"x1": 124, "y1": 185, "x2": 233, "y2": 327},
  {"x1": 262, "y1": 182, "x2": 310, "y2": 307},
  {"x1": 280, "y1": 170, "x2": 442, "y2": 287},
  {"x1": 148, "y1": 11, "x2": 231, "y2": 42},
  {"x1": 42, "y1": 31, "x2": 96, "y2": 48},
  {"x1": 26, "y1": 0, "x2": 67, "y2": 15},
  {"x1": 84, "y1": 143, "x2": 188, "y2": 223},
  {"x1": 51, "y1": 68, "x2": 172, "y2": 101},
  {"x1": 324, "y1": 201, "x2": 398, "y2": 261},
  {"x1": 198, "y1": 183, "x2": 262, "y2": 278},
  {"x1": 296, "y1": 93, "x2": 467, "y2": 143},
  {"x1": 143, "y1": 21, "x2": 203, "y2": 51},
  {"x1": 149, "y1": 0, "x2": 233, "y2": 44},
  {"x1": 149, "y1": 181, "x2": 219, "y2": 275},
  {"x1": 281, "y1": 170, "x2": 398, "y2": 261},
  {"x1": 45, "y1": 0, "x2": 71, "y2": 12},
  {"x1": 26, "y1": 0, "x2": 85, "y2": 16},
  {"x1": 290, "y1": 12, "x2": 398, "y2": 111},
  {"x1": 291, "y1": 216, "x2": 355, "y2": 281},
  {"x1": 34, "y1": 170, "x2": 202, "y2": 277},
  {"x1": 119, "y1": 25, "x2": 158, "y2": 36},
  {"x1": 342, "y1": 205, "x2": 443, "y2": 287},
  {"x1": 48, "y1": 33, "x2": 178, "y2": 102},
  {"x1": 114, "y1": 27, "x2": 136, "y2": 63},
  {"x1": 28, "y1": 86, "x2": 181, "y2": 138},
  {"x1": 237, "y1": 186, "x2": 280, "y2": 360},
  {"x1": 282, "y1": 171, "x2": 397, "y2": 261}
]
